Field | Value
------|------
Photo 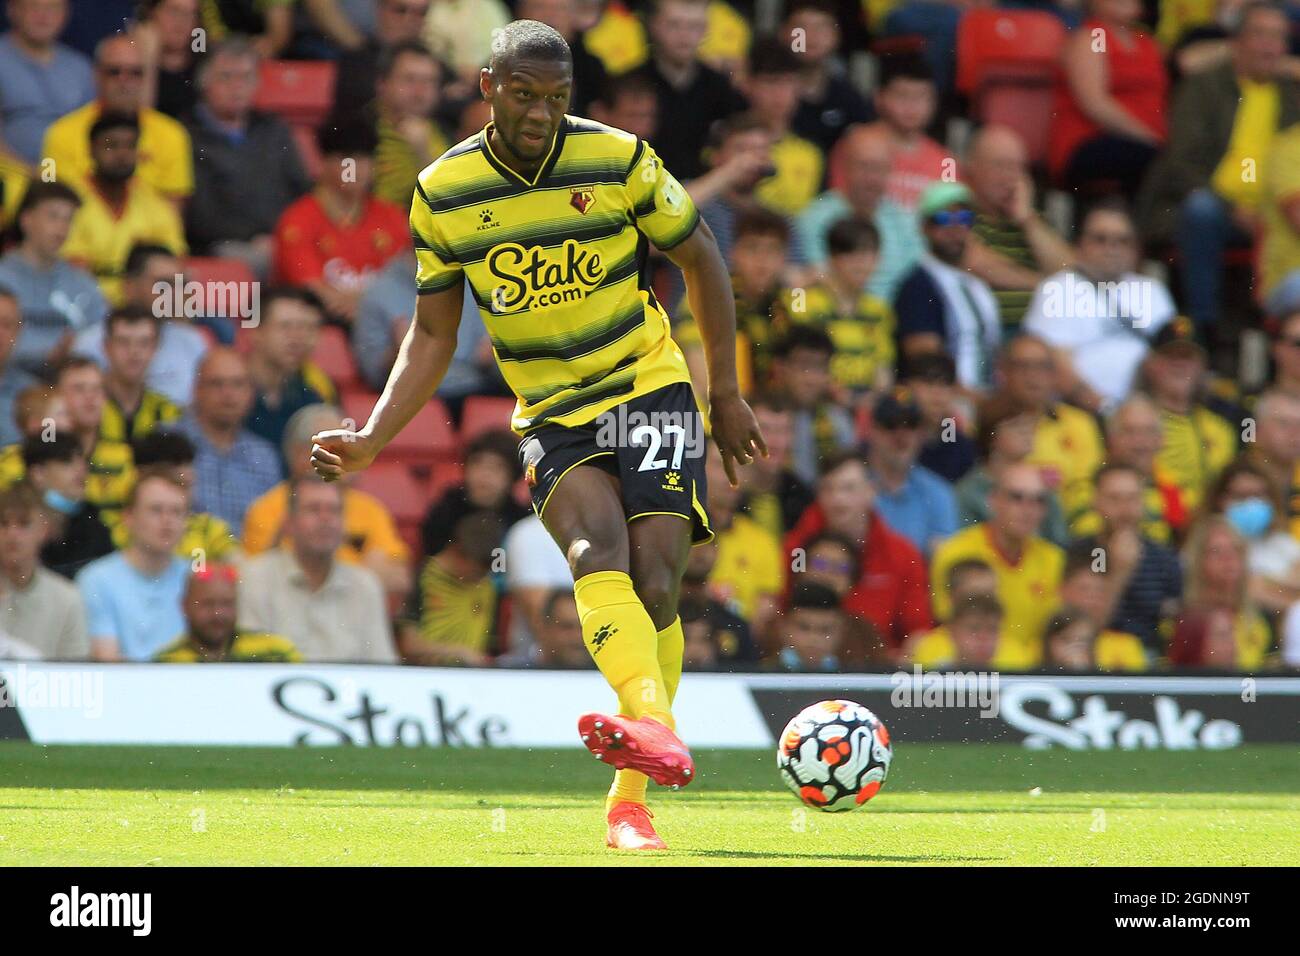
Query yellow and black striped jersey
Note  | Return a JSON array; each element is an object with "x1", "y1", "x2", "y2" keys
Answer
[{"x1": 410, "y1": 116, "x2": 700, "y2": 433}]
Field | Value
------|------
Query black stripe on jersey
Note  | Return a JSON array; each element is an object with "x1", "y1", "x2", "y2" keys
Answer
[
  {"x1": 517, "y1": 353, "x2": 640, "y2": 404},
  {"x1": 626, "y1": 139, "x2": 645, "y2": 179},
  {"x1": 524, "y1": 369, "x2": 638, "y2": 429},
  {"x1": 411, "y1": 230, "x2": 459, "y2": 264},
  {"x1": 478, "y1": 120, "x2": 569, "y2": 188},
  {"x1": 449, "y1": 214, "x2": 629, "y2": 266},
  {"x1": 491, "y1": 301, "x2": 645, "y2": 363},
  {"x1": 423, "y1": 165, "x2": 629, "y2": 214},
  {"x1": 417, "y1": 271, "x2": 463, "y2": 295}
]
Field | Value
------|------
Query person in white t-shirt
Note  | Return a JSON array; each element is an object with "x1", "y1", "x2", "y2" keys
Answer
[{"x1": 1023, "y1": 199, "x2": 1175, "y2": 413}]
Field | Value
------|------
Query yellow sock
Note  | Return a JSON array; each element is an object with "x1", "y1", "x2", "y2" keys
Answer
[
  {"x1": 574, "y1": 571, "x2": 671, "y2": 725},
  {"x1": 608, "y1": 617, "x2": 685, "y2": 809}
]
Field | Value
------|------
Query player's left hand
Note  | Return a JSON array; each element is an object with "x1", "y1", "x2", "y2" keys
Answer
[{"x1": 709, "y1": 391, "x2": 767, "y2": 487}]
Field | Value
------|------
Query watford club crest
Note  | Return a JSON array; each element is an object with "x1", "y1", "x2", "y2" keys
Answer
[{"x1": 570, "y1": 187, "x2": 596, "y2": 214}]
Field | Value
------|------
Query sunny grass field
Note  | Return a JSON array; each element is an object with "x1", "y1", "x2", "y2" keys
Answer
[{"x1": 0, "y1": 744, "x2": 1296, "y2": 866}]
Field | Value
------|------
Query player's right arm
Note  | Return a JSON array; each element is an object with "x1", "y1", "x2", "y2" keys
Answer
[{"x1": 310, "y1": 282, "x2": 465, "y2": 480}]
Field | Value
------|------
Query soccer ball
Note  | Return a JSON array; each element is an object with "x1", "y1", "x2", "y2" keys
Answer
[{"x1": 776, "y1": 699, "x2": 892, "y2": 812}]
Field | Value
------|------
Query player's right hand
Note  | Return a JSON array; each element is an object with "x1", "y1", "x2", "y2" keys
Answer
[{"x1": 309, "y1": 429, "x2": 377, "y2": 482}]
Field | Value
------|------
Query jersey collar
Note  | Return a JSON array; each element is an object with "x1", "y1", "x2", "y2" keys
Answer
[{"x1": 479, "y1": 116, "x2": 568, "y2": 189}]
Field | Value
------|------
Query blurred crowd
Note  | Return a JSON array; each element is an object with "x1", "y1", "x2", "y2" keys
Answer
[{"x1": 1, "y1": 0, "x2": 1300, "y2": 673}]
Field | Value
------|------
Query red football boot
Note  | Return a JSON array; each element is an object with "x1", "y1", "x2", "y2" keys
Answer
[
  {"x1": 605, "y1": 801, "x2": 668, "y2": 851},
  {"x1": 577, "y1": 713, "x2": 695, "y2": 788}
]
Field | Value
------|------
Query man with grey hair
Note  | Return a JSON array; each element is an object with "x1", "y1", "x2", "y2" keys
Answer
[
  {"x1": 185, "y1": 37, "x2": 311, "y2": 278},
  {"x1": 1246, "y1": 387, "x2": 1300, "y2": 532},
  {"x1": 241, "y1": 402, "x2": 411, "y2": 596},
  {"x1": 239, "y1": 476, "x2": 397, "y2": 664},
  {"x1": 175, "y1": 346, "x2": 282, "y2": 529},
  {"x1": 41, "y1": 31, "x2": 194, "y2": 201}
]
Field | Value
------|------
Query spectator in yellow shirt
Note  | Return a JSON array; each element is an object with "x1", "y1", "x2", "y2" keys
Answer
[
  {"x1": 41, "y1": 32, "x2": 193, "y2": 201},
  {"x1": 931, "y1": 463, "x2": 1065, "y2": 669},
  {"x1": 154, "y1": 564, "x2": 301, "y2": 662},
  {"x1": 60, "y1": 112, "x2": 186, "y2": 306},
  {"x1": 241, "y1": 403, "x2": 412, "y2": 598},
  {"x1": 745, "y1": 36, "x2": 823, "y2": 217},
  {"x1": 370, "y1": 40, "x2": 450, "y2": 209},
  {"x1": 1042, "y1": 606, "x2": 1148, "y2": 672},
  {"x1": 907, "y1": 592, "x2": 1003, "y2": 671},
  {"x1": 705, "y1": 443, "x2": 783, "y2": 639}
]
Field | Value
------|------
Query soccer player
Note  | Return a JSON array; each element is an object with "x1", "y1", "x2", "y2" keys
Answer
[{"x1": 309, "y1": 19, "x2": 764, "y2": 851}]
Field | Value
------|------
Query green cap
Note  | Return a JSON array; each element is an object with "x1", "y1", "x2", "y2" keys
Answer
[{"x1": 917, "y1": 180, "x2": 974, "y2": 219}]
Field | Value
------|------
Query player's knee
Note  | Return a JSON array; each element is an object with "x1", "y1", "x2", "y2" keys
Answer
[{"x1": 566, "y1": 536, "x2": 626, "y2": 580}]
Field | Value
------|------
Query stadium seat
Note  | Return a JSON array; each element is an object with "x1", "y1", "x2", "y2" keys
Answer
[
  {"x1": 459, "y1": 396, "x2": 517, "y2": 442},
  {"x1": 342, "y1": 394, "x2": 458, "y2": 464},
  {"x1": 312, "y1": 325, "x2": 360, "y2": 391},
  {"x1": 427, "y1": 460, "x2": 464, "y2": 503},
  {"x1": 352, "y1": 462, "x2": 427, "y2": 526},
  {"x1": 253, "y1": 60, "x2": 337, "y2": 128},
  {"x1": 183, "y1": 256, "x2": 255, "y2": 289},
  {"x1": 956, "y1": 10, "x2": 1066, "y2": 165}
]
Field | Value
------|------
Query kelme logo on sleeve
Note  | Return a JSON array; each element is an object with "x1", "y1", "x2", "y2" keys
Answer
[{"x1": 488, "y1": 238, "x2": 606, "y2": 313}]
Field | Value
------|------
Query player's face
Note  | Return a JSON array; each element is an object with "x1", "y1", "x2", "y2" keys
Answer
[
  {"x1": 105, "y1": 320, "x2": 159, "y2": 384},
  {"x1": 484, "y1": 59, "x2": 572, "y2": 165},
  {"x1": 186, "y1": 575, "x2": 238, "y2": 647},
  {"x1": 20, "y1": 198, "x2": 76, "y2": 259},
  {"x1": 91, "y1": 128, "x2": 139, "y2": 183}
]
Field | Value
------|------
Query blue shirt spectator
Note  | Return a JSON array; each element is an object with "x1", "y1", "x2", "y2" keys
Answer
[
  {"x1": 0, "y1": 17, "x2": 94, "y2": 163},
  {"x1": 0, "y1": 290, "x2": 36, "y2": 447},
  {"x1": 77, "y1": 552, "x2": 190, "y2": 661},
  {"x1": 867, "y1": 387, "x2": 958, "y2": 556},
  {"x1": 175, "y1": 403, "x2": 282, "y2": 532}
]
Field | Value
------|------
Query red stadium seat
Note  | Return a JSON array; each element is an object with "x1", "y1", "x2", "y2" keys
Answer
[
  {"x1": 352, "y1": 462, "x2": 426, "y2": 525},
  {"x1": 460, "y1": 396, "x2": 517, "y2": 442},
  {"x1": 312, "y1": 325, "x2": 360, "y2": 390},
  {"x1": 183, "y1": 256, "x2": 255, "y2": 289},
  {"x1": 342, "y1": 394, "x2": 458, "y2": 463},
  {"x1": 956, "y1": 10, "x2": 1066, "y2": 95},
  {"x1": 253, "y1": 60, "x2": 337, "y2": 128},
  {"x1": 427, "y1": 460, "x2": 465, "y2": 506}
]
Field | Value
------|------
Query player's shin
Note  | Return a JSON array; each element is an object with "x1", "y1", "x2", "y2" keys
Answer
[
  {"x1": 573, "y1": 570, "x2": 672, "y2": 726},
  {"x1": 606, "y1": 616, "x2": 686, "y2": 809}
]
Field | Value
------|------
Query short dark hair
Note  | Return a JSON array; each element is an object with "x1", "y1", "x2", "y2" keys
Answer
[
  {"x1": 15, "y1": 180, "x2": 80, "y2": 221},
  {"x1": 488, "y1": 18, "x2": 572, "y2": 73},
  {"x1": 805, "y1": 530, "x2": 862, "y2": 580},
  {"x1": 1233, "y1": 0, "x2": 1289, "y2": 36},
  {"x1": 53, "y1": 355, "x2": 101, "y2": 385},
  {"x1": 376, "y1": 39, "x2": 438, "y2": 80},
  {"x1": 749, "y1": 391, "x2": 796, "y2": 415},
  {"x1": 465, "y1": 428, "x2": 523, "y2": 481},
  {"x1": 879, "y1": 52, "x2": 934, "y2": 88},
  {"x1": 1092, "y1": 460, "x2": 1143, "y2": 491},
  {"x1": 788, "y1": 580, "x2": 843, "y2": 612},
  {"x1": 974, "y1": 392, "x2": 1033, "y2": 459},
  {"x1": 945, "y1": 557, "x2": 994, "y2": 594},
  {"x1": 748, "y1": 35, "x2": 802, "y2": 77},
  {"x1": 826, "y1": 216, "x2": 880, "y2": 256},
  {"x1": 817, "y1": 448, "x2": 869, "y2": 482},
  {"x1": 734, "y1": 206, "x2": 791, "y2": 245},
  {"x1": 950, "y1": 592, "x2": 1003, "y2": 623},
  {"x1": 89, "y1": 110, "x2": 140, "y2": 143},
  {"x1": 124, "y1": 243, "x2": 179, "y2": 278},
  {"x1": 597, "y1": 71, "x2": 656, "y2": 109},
  {"x1": 1063, "y1": 541, "x2": 1102, "y2": 580},
  {"x1": 0, "y1": 481, "x2": 42, "y2": 524},
  {"x1": 261, "y1": 286, "x2": 324, "y2": 322},
  {"x1": 450, "y1": 510, "x2": 506, "y2": 566},
  {"x1": 317, "y1": 118, "x2": 379, "y2": 157},
  {"x1": 773, "y1": 324, "x2": 834, "y2": 359},
  {"x1": 901, "y1": 351, "x2": 956, "y2": 385},
  {"x1": 105, "y1": 306, "x2": 162, "y2": 341},
  {"x1": 1043, "y1": 605, "x2": 1089, "y2": 641},
  {"x1": 22, "y1": 432, "x2": 84, "y2": 469},
  {"x1": 1075, "y1": 195, "x2": 1134, "y2": 242},
  {"x1": 132, "y1": 429, "x2": 196, "y2": 468},
  {"x1": 706, "y1": 111, "x2": 769, "y2": 152}
]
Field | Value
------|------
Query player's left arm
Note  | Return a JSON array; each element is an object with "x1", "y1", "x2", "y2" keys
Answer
[{"x1": 664, "y1": 220, "x2": 767, "y2": 486}]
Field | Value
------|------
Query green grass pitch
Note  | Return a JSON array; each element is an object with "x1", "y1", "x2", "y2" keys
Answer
[{"x1": 1, "y1": 743, "x2": 1296, "y2": 866}]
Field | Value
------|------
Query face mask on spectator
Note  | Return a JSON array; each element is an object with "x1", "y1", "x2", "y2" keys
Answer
[
  {"x1": 1225, "y1": 497, "x2": 1273, "y2": 539},
  {"x1": 42, "y1": 488, "x2": 80, "y2": 516}
]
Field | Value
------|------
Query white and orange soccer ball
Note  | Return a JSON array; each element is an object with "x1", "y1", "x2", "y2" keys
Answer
[{"x1": 776, "y1": 699, "x2": 893, "y2": 812}]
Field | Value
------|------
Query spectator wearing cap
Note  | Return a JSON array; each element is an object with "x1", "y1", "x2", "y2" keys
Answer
[
  {"x1": 242, "y1": 403, "x2": 411, "y2": 597},
  {"x1": 0, "y1": 0, "x2": 95, "y2": 164},
  {"x1": 905, "y1": 351, "x2": 976, "y2": 483},
  {"x1": 0, "y1": 482, "x2": 89, "y2": 660},
  {"x1": 61, "y1": 112, "x2": 187, "y2": 306},
  {"x1": 0, "y1": 182, "x2": 107, "y2": 378},
  {"x1": 1022, "y1": 199, "x2": 1177, "y2": 413},
  {"x1": 1064, "y1": 394, "x2": 1187, "y2": 545},
  {"x1": 765, "y1": 581, "x2": 846, "y2": 673},
  {"x1": 185, "y1": 37, "x2": 311, "y2": 279},
  {"x1": 736, "y1": 393, "x2": 814, "y2": 541},
  {"x1": 42, "y1": 31, "x2": 194, "y2": 202},
  {"x1": 72, "y1": 244, "x2": 210, "y2": 407},
  {"x1": 796, "y1": 124, "x2": 922, "y2": 302},
  {"x1": 782, "y1": 0, "x2": 874, "y2": 156},
  {"x1": 0, "y1": 289, "x2": 36, "y2": 449},
  {"x1": 785, "y1": 452, "x2": 933, "y2": 650},
  {"x1": 956, "y1": 393, "x2": 1070, "y2": 547},
  {"x1": 1066, "y1": 462, "x2": 1183, "y2": 654},
  {"x1": 272, "y1": 119, "x2": 410, "y2": 326},
  {"x1": 1140, "y1": 317, "x2": 1238, "y2": 510},
  {"x1": 21, "y1": 432, "x2": 113, "y2": 578},
  {"x1": 866, "y1": 386, "x2": 958, "y2": 557},
  {"x1": 894, "y1": 181, "x2": 1001, "y2": 392},
  {"x1": 769, "y1": 325, "x2": 854, "y2": 486},
  {"x1": 155, "y1": 564, "x2": 300, "y2": 662},
  {"x1": 1138, "y1": 2, "x2": 1299, "y2": 330},
  {"x1": 623, "y1": 0, "x2": 748, "y2": 182},
  {"x1": 740, "y1": 36, "x2": 823, "y2": 217},
  {"x1": 997, "y1": 332, "x2": 1105, "y2": 500},
  {"x1": 77, "y1": 469, "x2": 191, "y2": 661},
  {"x1": 773, "y1": 216, "x2": 895, "y2": 414},
  {"x1": 239, "y1": 477, "x2": 397, "y2": 663},
  {"x1": 932, "y1": 462, "x2": 1065, "y2": 669},
  {"x1": 963, "y1": 125, "x2": 1075, "y2": 332},
  {"x1": 420, "y1": 429, "x2": 528, "y2": 557},
  {"x1": 175, "y1": 347, "x2": 283, "y2": 531},
  {"x1": 906, "y1": 592, "x2": 1004, "y2": 671}
]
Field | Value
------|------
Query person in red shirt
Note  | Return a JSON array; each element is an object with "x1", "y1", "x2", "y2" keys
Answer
[
  {"x1": 784, "y1": 450, "x2": 933, "y2": 653},
  {"x1": 272, "y1": 119, "x2": 410, "y2": 324},
  {"x1": 1049, "y1": 0, "x2": 1168, "y2": 201}
]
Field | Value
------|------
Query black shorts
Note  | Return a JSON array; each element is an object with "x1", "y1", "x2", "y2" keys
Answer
[{"x1": 519, "y1": 382, "x2": 713, "y2": 544}]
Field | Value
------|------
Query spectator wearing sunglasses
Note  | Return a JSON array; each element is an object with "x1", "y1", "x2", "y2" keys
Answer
[
  {"x1": 42, "y1": 32, "x2": 194, "y2": 202},
  {"x1": 931, "y1": 462, "x2": 1065, "y2": 670},
  {"x1": 894, "y1": 182, "x2": 1001, "y2": 393}
]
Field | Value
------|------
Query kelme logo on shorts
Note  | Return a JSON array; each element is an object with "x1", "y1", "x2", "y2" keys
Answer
[{"x1": 488, "y1": 238, "x2": 605, "y2": 313}]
